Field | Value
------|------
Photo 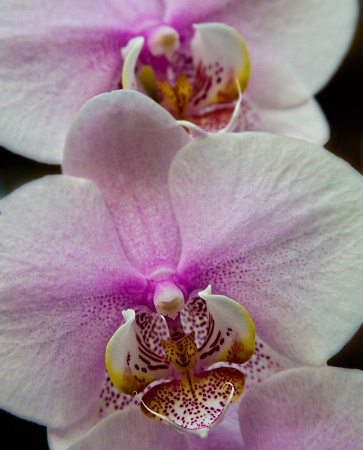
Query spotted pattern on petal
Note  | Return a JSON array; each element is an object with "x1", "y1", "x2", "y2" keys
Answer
[
  {"x1": 99, "y1": 372, "x2": 138, "y2": 418},
  {"x1": 182, "y1": 296, "x2": 254, "y2": 369},
  {"x1": 140, "y1": 367, "x2": 245, "y2": 431},
  {"x1": 135, "y1": 307, "x2": 170, "y2": 358},
  {"x1": 181, "y1": 296, "x2": 209, "y2": 348}
]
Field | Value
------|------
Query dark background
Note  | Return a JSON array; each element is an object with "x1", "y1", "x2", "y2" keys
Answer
[{"x1": 1, "y1": 14, "x2": 362, "y2": 450}]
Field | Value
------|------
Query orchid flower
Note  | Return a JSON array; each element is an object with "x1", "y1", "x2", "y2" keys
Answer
[
  {"x1": 1, "y1": 91, "x2": 363, "y2": 448},
  {"x1": 105, "y1": 285, "x2": 255, "y2": 437},
  {"x1": 0, "y1": 0, "x2": 359, "y2": 163}
]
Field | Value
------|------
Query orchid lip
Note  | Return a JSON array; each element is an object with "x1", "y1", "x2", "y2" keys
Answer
[
  {"x1": 148, "y1": 267, "x2": 176, "y2": 281},
  {"x1": 136, "y1": 380, "x2": 235, "y2": 438},
  {"x1": 177, "y1": 77, "x2": 243, "y2": 137},
  {"x1": 105, "y1": 285, "x2": 255, "y2": 435}
]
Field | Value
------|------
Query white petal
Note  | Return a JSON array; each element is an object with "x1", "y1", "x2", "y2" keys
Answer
[
  {"x1": 170, "y1": 132, "x2": 363, "y2": 365},
  {"x1": 239, "y1": 366, "x2": 363, "y2": 450}
]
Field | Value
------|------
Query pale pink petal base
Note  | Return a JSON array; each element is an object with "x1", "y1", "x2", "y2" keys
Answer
[{"x1": 239, "y1": 366, "x2": 363, "y2": 450}]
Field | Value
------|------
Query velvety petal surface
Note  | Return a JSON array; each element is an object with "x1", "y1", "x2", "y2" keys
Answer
[
  {"x1": 170, "y1": 133, "x2": 363, "y2": 365},
  {"x1": 0, "y1": 0, "x2": 132, "y2": 163},
  {"x1": 64, "y1": 90, "x2": 191, "y2": 276},
  {"x1": 0, "y1": 176, "x2": 146, "y2": 427},
  {"x1": 164, "y1": 0, "x2": 232, "y2": 28},
  {"x1": 66, "y1": 405, "x2": 192, "y2": 450},
  {"x1": 239, "y1": 366, "x2": 363, "y2": 450},
  {"x1": 207, "y1": 0, "x2": 359, "y2": 92},
  {"x1": 0, "y1": 0, "x2": 181, "y2": 163},
  {"x1": 0, "y1": 30, "x2": 125, "y2": 163},
  {"x1": 182, "y1": 288, "x2": 255, "y2": 368},
  {"x1": 0, "y1": 0, "x2": 120, "y2": 30},
  {"x1": 240, "y1": 55, "x2": 329, "y2": 144}
]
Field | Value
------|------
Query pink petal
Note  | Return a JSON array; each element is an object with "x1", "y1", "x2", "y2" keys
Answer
[
  {"x1": 63, "y1": 90, "x2": 191, "y2": 276},
  {"x1": 170, "y1": 133, "x2": 363, "y2": 365},
  {"x1": 49, "y1": 373, "x2": 138, "y2": 449},
  {"x1": 0, "y1": 27, "x2": 126, "y2": 162},
  {"x1": 240, "y1": 54, "x2": 329, "y2": 144},
  {"x1": 207, "y1": 0, "x2": 359, "y2": 93},
  {"x1": 243, "y1": 336, "x2": 296, "y2": 391},
  {"x1": 106, "y1": 308, "x2": 171, "y2": 395},
  {"x1": 239, "y1": 366, "x2": 363, "y2": 450},
  {"x1": 164, "y1": 0, "x2": 232, "y2": 28},
  {"x1": 0, "y1": 176, "x2": 146, "y2": 427},
  {"x1": 0, "y1": 0, "x2": 166, "y2": 163},
  {"x1": 140, "y1": 366, "x2": 245, "y2": 437},
  {"x1": 0, "y1": 0, "x2": 159, "y2": 30},
  {"x1": 242, "y1": 94, "x2": 329, "y2": 146},
  {"x1": 65, "y1": 405, "x2": 193, "y2": 450}
]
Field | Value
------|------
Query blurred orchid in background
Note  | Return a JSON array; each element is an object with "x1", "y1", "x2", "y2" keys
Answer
[
  {"x1": 0, "y1": 91, "x2": 362, "y2": 448},
  {"x1": 0, "y1": 0, "x2": 359, "y2": 163}
]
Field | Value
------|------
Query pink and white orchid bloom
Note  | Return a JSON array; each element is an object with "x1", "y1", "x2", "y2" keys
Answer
[
  {"x1": 0, "y1": 0, "x2": 359, "y2": 163},
  {"x1": 1, "y1": 91, "x2": 363, "y2": 449}
]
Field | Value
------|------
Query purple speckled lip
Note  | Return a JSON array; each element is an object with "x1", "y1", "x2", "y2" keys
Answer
[{"x1": 104, "y1": 284, "x2": 255, "y2": 436}]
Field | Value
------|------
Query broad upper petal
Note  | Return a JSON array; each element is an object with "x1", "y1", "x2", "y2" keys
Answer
[
  {"x1": 0, "y1": 176, "x2": 146, "y2": 427},
  {"x1": 63, "y1": 90, "x2": 191, "y2": 276},
  {"x1": 207, "y1": 0, "x2": 359, "y2": 93},
  {"x1": 170, "y1": 133, "x2": 363, "y2": 365},
  {"x1": 238, "y1": 366, "x2": 363, "y2": 450}
]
